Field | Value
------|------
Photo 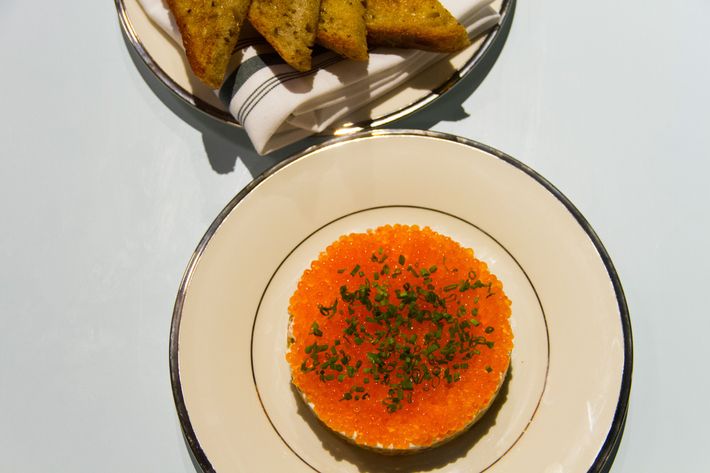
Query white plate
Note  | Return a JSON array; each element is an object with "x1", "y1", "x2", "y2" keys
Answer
[
  {"x1": 115, "y1": 0, "x2": 514, "y2": 132},
  {"x1": 170, "y1": 130, "x2": 632, "y2": 472}
]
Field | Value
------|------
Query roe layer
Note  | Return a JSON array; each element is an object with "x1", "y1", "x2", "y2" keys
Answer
[{"x1": 286, "y1": 224, "x2": 513, "y2": 450}]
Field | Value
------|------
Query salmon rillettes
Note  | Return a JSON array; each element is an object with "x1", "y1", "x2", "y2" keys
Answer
[{"x1": 286, "y1": 225, "x2": 513, "y2": 452}]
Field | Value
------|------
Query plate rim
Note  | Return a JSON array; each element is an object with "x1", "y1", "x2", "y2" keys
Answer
[
  {"x1": 114, "y1": 0, "x2": 516, "y2": 133},
  {"x1": 169, "y1": 129, "x2": 633, "y2": 473}
]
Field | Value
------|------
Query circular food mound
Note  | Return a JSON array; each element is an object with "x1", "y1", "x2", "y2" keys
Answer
[{"x1": 286, "y1": 224, "x2": 513, "y2": 452}]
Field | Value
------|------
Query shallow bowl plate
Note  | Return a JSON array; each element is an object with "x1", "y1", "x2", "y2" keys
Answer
[{"x1": 171, "y1": 130, "x2": 632, "y2": 472}]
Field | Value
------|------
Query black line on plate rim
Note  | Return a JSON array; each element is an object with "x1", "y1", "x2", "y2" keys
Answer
[
  {"x1": 248, "y1": 205, "x2": 550, "y2": 473},
  {"x1": 169, "y1": 129, "x2": 632, "y2": 473}
]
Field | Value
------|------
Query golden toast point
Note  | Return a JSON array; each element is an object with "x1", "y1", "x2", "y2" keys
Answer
[
  {"x1": 248, "y1": 0, "x2": 322, "y2": 72},
  {"x1": 317, "y1": 0, "x2": 368, "y2": 61},
  {"x1": 167, "y1": 0, "x2": 253, "y2": 89},
  {"x1": 365, "y1": 0, "x2": 471, "y2": 53}
]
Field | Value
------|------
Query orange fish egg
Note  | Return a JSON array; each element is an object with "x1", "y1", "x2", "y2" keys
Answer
[{"x1": 286, "y1": 224, "x2": 513, "y2": 452}]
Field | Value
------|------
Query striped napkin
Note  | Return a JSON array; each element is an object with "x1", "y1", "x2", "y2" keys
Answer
[{"x1": 138, "y1": 0, "x2": 500, "y2": 154}]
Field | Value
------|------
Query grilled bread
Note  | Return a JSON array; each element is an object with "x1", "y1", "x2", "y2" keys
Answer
[
  {"x1": 167, "y1": 0, "x2": 253, "y2": 88},
  {"x1": 317, "y1": 0, "x2": 368, "y2": 61},
  {"x1": 248, "y1": 0, "x2": 322, "y2": 71},
  {"x1": 365, "y1": 0, "x2": 470, "y2": 53}
]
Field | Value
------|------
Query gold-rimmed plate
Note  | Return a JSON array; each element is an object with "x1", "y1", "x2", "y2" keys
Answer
[{"x1": 170, "y1": 130, "x2": 632, "y2": 472}]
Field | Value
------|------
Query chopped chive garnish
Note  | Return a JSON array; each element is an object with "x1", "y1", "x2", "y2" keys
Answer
[
  {"x1": 300, "y1": 247, "x2": 504, "y2": 415},
  {"x1": 310, "y1": 322, "x2": 323, "y2": 337}
]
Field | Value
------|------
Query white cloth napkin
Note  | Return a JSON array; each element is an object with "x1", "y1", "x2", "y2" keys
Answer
[{"x1": 138, "y1": 0, "x2": 500, "y2": 154}]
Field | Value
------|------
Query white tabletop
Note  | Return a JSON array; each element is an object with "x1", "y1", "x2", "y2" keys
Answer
[{"x1": 1, "y1": 1, "x2": 708, "y2": 471}]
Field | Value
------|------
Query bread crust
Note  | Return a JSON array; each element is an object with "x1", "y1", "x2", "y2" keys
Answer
[
  {"x1": 317, "y1": 0, "x2": 368, "y2": 61},
  {"x1": 248, "y1": 0, "x2": 322, "y2": 72},
  {"x1": 365, "y1": 0, "x2": 471, "y2": 53},
  {"x1": 166, "y1": 0, "x2": 253, "y2": 88},
  {"x1": 167, "y1": 0, "x2": 473, "y2": 85}
]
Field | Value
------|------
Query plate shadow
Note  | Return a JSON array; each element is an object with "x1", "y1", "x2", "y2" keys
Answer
[
  {"x1": 393, "y1": 0, "x2": 516, "y2": 131},
  {"x1": 121, "y1": 32, "x2": 324, "y2": 176},
  {"x1": 119, "y1": 0, "x2": 515, "y2": 176}
]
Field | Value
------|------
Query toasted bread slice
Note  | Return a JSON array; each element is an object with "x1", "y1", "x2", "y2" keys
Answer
[
  {"x1": 365, "y1": 0, "x2": 470, "y2": 53},
  {"x1": 317, "y1": 0, "x2": 368, "y2": 61},
  {"x1": 248, "y1": 0, "x2": 321, "y2": 72},
  {"x1": 167, "y1": 0, "x2": 253, "y2": 89}
]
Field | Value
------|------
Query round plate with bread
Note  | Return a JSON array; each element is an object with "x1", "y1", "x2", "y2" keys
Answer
[
  {"x1": 170, "y1": 130, "x2": 632, "y2": 472},
  {"x1": 115, "y1": 0, "x2": 514, "y2": 132}
]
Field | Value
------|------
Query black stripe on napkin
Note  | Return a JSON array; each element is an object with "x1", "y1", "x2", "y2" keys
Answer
[{"x1": 219, "y1": 52, "x2": 345, "y2": 124}]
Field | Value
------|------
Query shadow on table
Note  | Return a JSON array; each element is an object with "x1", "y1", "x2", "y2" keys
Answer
[
  {"x1": 120, "y1": 0, "x2": 514, "y2": 178},
  {"x1": 393, "y1": 1, "x2": 516, "y2": 131},
  {"x1": 121, "y1": 34, "x2": 322, "y2": 177}
]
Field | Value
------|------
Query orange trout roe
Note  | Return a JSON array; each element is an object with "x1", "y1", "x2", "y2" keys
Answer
[{"x1": 286, "y1": 225, "x2": 513, "y2": 450}]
